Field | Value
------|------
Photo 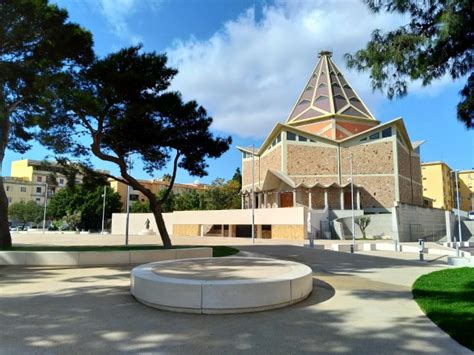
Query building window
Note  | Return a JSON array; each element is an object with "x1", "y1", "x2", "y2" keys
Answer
[
  {"x1": 298, "y1": 135, "x2": 308, "y2": 142},
  {"x1": 20, "y1": 187, "x2": 26, "y2": 192},
  {"x1": 6, "y1": 186, "x2": 10, "y2": 192},
  {"x1": 369, "y1": 132, "x2": 380, "y2": 140},
  {"x1": 37, "y1": 176, "x2": 42, "y2": 182},
  {"x1": 287, "y1": 132, "x2": 296, "y2": 141},
  {"x1": 130, "y1": 194, "x2": 139, "y2": 201},
  {"x1": 59, "y1": 178, "x2": 64, "y2": 185},
  {"x1": 36, "y1": 198, "x2": 41, "y2": 202},
  {"x1": 7, "y1": 197, "x2": 12, "y2": 203},
  {"x1": 381, "y1": 127, "x2": 392, "y2": 138},
  {"x1": 360, "y1": 137, "x2": 367, "y2": 142},
  {"x1": 36, "y1": 187, "x2": 42, "y2": 193}
]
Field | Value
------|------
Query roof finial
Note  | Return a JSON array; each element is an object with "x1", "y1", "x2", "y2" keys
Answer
[{"x1": 318, "y1": 50, "x2": 332, "y2": 58}]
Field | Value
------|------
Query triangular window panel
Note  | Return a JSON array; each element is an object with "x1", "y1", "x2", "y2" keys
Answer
[
  {"x1": 332, "y1": 83, "x2": 341, "y2": 88},
  {"x1": 334, "y1": 94, "x2": 345, "y2": 99},
  {"x1": 349, "y1": 96, "x2": 360, "y2": 102},
  {"x1": 341, "y1": 106, "x2": 367, "y2": 118},
  {"x1": 314, "y1": 95, "x2": 330, "y2": 111},
  {"x1": 305, "y1": 86, "x2": 314, "y2": 91},
  {"x1": 298, "y1": 99, "x2": 310, "y2": 105},
  {"x1": 318, "y1": 82, "x2": 327, "y2": 88}
]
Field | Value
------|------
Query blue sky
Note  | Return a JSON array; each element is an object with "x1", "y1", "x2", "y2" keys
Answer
[{"x1": 4, "y1": 0, "x2": 473, "y2": 183}]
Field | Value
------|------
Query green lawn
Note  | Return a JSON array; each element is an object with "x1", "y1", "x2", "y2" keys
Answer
[
  {"x1": 412, "y1": 267, "x2": 474, "y2": 350},
  {"x1": 2, "y1": 245, "x2": 239, "y2": 258}
]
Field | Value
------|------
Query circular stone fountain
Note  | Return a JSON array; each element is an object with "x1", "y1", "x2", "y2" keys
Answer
[{"x1": 131, "y1": 257, "x2": 313, "y2": 314}]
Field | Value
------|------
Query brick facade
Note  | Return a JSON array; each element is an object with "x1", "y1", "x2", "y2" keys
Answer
[
  {"x1": 341, "y1": 141, "x2": 393, "y2": 175},
  {"x1": 287, "y1": 144, "x2": 337, "y2": 175},
  {"x1": 259, "y1": 146, "x2": 281, "y2": 181},
  {"x1": 347, "y1": 175, "x2": 395, "y2": 209}
]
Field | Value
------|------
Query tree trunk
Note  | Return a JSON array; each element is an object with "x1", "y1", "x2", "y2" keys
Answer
[
  {"x1": 0, "y1": 177, "x2": 11, "y2": 248},
  {"x1": 0, "y1": 113, "x2": 12, "y2": 248},
  {"x1": 149, "y1": 195, "x2": 172, "y2": 249}
]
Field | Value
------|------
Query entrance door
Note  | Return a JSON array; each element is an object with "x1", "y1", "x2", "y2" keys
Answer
[
  {"x1": 280, "y1": 192, "x2": 293, "y2": 208},
  {"x1": 344, "y1": 191, "x2": 352, "y2": 209}
]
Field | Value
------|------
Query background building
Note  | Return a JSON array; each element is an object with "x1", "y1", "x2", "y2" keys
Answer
[
  {"x1": 110, "y1": 179, "x2": 207, "y2": 211},
  {"x1": 421, "y1": 163, "x2": 473, "y2": 212},
  {"x1": 421, "y1": 162, "x2": 455, "y2": 210},
  {"x1": 458, "y1": 170, "x2": 474, "y2": 211}
]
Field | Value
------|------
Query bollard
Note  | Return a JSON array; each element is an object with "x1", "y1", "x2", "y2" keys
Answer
[{"x1": 418, "y1": 239, "x2": 425, "y2": 262}]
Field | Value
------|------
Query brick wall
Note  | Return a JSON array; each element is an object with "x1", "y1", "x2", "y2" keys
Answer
[
  {"x1": 397, "y1": 143, "x2": 411, "y2": 178},
  {"x1": 259, "y1": 146, "x2": 281, "y2": 182},
  {"x1": 287, "y1": 145, "x2": 337, "y2": 175},
  {"x1": 310, "y1": 187, "x2": 326, "y2": 209},
  {"x1": 341, "y1": 141, "x2": 394, "y2": 175},
  {"x1": 411, "y1": 155, "x2": 422, "y2": 184},
  {"x1": 348, "y1": 175, "x2": 395, "y2": 209},
  {"x1": 292, "y1": 176, "x2": 338, "y2": 185},
  {"x1": 399, "y1": 176, "x2": 413, "y2": 204},
  {"x1": 242, "y1": 157, "x2": 260, "y2": 188},
  {"x1": 327, "y1": 187, "x2": 341, "y2": 209}
]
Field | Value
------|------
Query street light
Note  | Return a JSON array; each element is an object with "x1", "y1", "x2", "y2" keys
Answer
[
  {"x1": 348, "y1": 154, "x2": 355, "y2": 253},
  {"x1": 101, "y1": 185, "x2": 107, "y2": 234},
  {"x1": 125, "y1": 153, "x2": 132, "y2": 245},
  {"x1": 42, "y1": 183, "x2": 48, "y2": 233},
  {"x1": 454, "y1": 170, "x2": 462, "y2": 257},
  {"x1": 251, "y1": 144, "x2": 255, "y2": 244}
]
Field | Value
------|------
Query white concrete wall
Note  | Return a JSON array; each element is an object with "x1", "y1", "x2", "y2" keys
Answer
[
  {"x1": 335, "y1": 213, "x2": 393, "y2": 239},
  {"x1": 112, "y1": 208, "x2": 307, "y2": 236}
]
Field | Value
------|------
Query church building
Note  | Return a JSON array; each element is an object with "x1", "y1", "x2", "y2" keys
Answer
[{"x1": 239, "y1": 51, "x2": 423, "y2": 213}]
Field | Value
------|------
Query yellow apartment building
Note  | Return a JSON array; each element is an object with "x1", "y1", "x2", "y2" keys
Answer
[
  {"x1": 458, "y1": 170, "x2": 474, "y2": 211},
  {"x1": 9, "y1": 159, "x2": 79, "y2": 206},
  {"x1": 4, "y1": 177, "x2": 37, "y2": 205},
  {"x1": 421, "y1": 162, "x2": 454, "y2": 210},
  {"x1": 421, "y1": 163, "x2": 473, "y2": 211},
  {"x1": 110, "y1": 179, "x2": 207, "y2": 211}
]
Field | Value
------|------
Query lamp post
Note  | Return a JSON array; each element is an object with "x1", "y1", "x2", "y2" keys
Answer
[
  {"x1": 42, "y1": 183, "x2": 48, "y2": 233},
  {"x1": 251, "y1": 144, "x2": 255, "y2": 244},
  {"x1": 125, "y1": 154, "x2": 131, "y2": 246},
  {"x1": 348, "y1": 154, "x2": 355, "y2": 253},
  {"x1": 454, "y1": 170, "x2": 462, "y2": 257},
  {"x1": 101, "y1": 185, "x2": 107, "y2": 234}
]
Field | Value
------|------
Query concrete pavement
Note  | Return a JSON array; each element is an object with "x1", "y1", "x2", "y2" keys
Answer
[{"x1": 1, "y1": 236, "x2": 471, "y2": 354}]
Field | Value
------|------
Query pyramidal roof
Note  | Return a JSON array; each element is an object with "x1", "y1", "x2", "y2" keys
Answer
[{"x1": 286, "y1": 51, "x2": 376, "y2": 123}]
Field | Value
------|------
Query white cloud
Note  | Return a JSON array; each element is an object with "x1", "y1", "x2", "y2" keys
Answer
[
  {"x1": 92, "y1": 0, "x2": 160, "y2": 44},
  {"x1": 167, "y1": 0, "x2": 455, "y2": 138}
]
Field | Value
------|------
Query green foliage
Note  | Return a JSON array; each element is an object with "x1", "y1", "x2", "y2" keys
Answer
[
  {"x1": 413, "y1": 268, "x2": 474, "y2": 350},
  {"x1": 8, "y1": 201, "x2": 43, "y2": 226},
  {"x1": 130, "y1": 200, "x2": 151, "y2": 213},
  {"x1": 0, "y1": 0, "x2": 94, "y2": 246},
  {"x1": 346, "y1": 0, "x2": 473, "y2": 128},
  {"x1": 174, "y1": 189, "x2": 202, "y2": 211},
  {"x1": 201, "y1": 178, "x2": 241, "y2": 210},
  {"x1": 355, "y1": 216, "x2": 371, "y2": 238},
  {"x1": 47, "y1": 186, "x2": 122, "y2": 230},
  {"x1": 129, "y1": 169, "x2": 242, "y2": 213}
]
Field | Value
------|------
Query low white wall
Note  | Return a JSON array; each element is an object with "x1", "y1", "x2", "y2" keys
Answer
[
  {"x1": 112, "y1": 208, "x2": 307, "y2": 236},
  {"x1": 0, "y1": 247, "x2": 212, "y2": 266},
  {"x1": 335, "y1": 213, "x2": 393, "y2": 240}
]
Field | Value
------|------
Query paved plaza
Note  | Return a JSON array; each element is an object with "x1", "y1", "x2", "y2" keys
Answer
[{"x1": 0, "y1": 234, "x2": 471, "y2": 354}]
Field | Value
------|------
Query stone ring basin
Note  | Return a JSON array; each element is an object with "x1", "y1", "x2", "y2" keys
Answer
[{"x1": 131, "y1": 257, "x2": 313, "y2": 314}]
